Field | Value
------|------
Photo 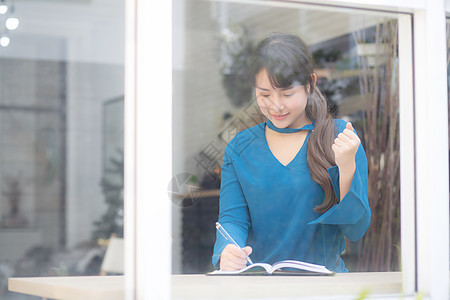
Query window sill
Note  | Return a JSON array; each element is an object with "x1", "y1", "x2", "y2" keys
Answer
[
  {"x1": 172, "y1": 272, "x2": 402, "y2": 299},
  {"x1": 9, "y1": 272, "x2": 402, "y2": 299}
]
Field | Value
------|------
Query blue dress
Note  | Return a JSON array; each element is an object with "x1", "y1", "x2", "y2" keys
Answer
[{"x1": 211, "y1": 119, "x2": 371, "y2": 272}]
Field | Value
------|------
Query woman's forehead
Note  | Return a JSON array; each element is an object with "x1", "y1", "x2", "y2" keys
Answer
[
  {"x1": 255, "y1": 68, "x2": 305, "y2": 89},
  {"x1": 255, "y1": 72, "x2": 302, "y2": 91}
]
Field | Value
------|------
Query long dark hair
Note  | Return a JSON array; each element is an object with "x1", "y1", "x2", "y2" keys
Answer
[{"x1": 247, "y1": 33, "x2": 337, "y2": 213}]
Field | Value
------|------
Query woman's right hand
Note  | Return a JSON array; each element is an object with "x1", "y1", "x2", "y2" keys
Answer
[{"x1": 219, "y1": 244, "x2": 253, "y2": 271}]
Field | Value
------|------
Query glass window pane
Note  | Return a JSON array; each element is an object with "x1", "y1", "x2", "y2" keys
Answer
[
  {"x1": 0, "y1": 1, "x2": 124, "y2": 299},
  {"x1": 172, "y1": 0, "x2": 401, "y2": 278}
]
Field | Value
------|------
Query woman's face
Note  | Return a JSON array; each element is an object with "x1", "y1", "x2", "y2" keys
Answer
[{"x1": 255, "y1": 68, "x2": 311, "y2": 129}]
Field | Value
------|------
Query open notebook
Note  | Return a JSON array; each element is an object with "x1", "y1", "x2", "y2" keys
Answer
[{"x1": 207, "y1": 260, "x2": 335, "y2": 276}]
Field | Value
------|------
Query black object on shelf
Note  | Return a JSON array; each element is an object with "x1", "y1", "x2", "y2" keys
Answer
[{"x1": 182, "y1": 193, "x2": 219, "y2": 274}]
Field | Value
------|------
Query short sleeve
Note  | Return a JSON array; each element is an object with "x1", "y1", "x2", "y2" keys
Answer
[
  {"x1": 307, "y1": 121, "x2": 371, "y2": 241},
  {"x1": 211, "y1": 145, "x2": 251, "y2": 269}
]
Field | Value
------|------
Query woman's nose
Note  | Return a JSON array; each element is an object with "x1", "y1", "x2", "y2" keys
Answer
[{"x1": 269, "y1": 95, "x2": 284, "y2": 112}]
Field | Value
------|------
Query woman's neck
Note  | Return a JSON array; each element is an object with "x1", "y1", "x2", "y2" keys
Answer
[
  {"x1": 266, "y1": 117, "x2": 312, "y2": 135},
  {"x1": 289, "y1": 115, "x2": 312, "y2": 129}
]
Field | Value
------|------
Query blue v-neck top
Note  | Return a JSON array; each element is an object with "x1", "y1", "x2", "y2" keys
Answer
[{"x1": 212, "y1": 119, "x2": 371, "y2": 272}]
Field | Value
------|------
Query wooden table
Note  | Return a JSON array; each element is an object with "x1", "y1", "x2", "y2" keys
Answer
[{"x1": 9, "y1": 272, "x2": 402, "y2": 299}]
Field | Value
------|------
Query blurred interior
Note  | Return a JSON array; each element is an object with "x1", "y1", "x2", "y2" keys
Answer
[{"x1": 0, "y1": 0, "x2": 124, "y2": 298}]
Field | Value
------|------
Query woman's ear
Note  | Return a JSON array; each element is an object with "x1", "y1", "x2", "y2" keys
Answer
[
  {"x1": 308, "y1": 73, "x2": 317, "y2": 94},
  {"x1": 311, "y1": 73, "x2": 317, "y2": 85}
]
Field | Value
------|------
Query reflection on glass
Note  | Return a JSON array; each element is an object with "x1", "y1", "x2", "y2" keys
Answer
[
  {"x1": 172, "y1": 0, "x2": 400, "y2": 274},
  {"x1": 0, "y1": 1, "x2": 124, "y2": 299},
  {"x1": 212, "y1": 33, "x2": 370, "y2": 274},
  {"x1": 447, "y1": 18, "x2": 450, "y2": 271}
]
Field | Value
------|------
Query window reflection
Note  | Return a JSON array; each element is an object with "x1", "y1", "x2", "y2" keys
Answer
[{"x1": 172, "y1": 0, "x2": 400, "y2": 274}]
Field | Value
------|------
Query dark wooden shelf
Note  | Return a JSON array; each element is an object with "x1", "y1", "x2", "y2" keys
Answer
[{"x1": 181, "y1": 190, "x2": 220, "y2": 274}]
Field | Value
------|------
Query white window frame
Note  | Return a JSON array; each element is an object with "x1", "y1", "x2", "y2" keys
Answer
[
  {"x1": 412, "y1": 2, "x2": 449, "y2": 299},
  {"x1": 124, "y1": 0, "x2": 172, "y2": 299},
  {"x1": 124, "y1": 0, "x2": 449, "y2": 299}
]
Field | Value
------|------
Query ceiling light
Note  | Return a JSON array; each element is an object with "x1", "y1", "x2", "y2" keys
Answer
[
  {"x1": 0, "y1": 36, "x2": 10, "y2": 47},
  {"x1": 5, "y1": 17, "x2": 18, "y2": 30},
  {"x1": 0, "y1": 4, "x2": 7, "y2": 15}
]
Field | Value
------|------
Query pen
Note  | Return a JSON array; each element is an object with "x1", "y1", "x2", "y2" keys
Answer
[{"x1": 215, "y1": 222, "x2": 253, "y2": 265}]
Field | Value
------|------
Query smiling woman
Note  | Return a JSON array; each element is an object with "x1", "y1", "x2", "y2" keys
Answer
[{"x1": 212, "y1": 33, "x2": 371, "y2": 273}]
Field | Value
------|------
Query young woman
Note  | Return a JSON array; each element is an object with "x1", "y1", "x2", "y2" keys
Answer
[{"x1": 212, "y1": 33, "x2": 371, "y2": 273}]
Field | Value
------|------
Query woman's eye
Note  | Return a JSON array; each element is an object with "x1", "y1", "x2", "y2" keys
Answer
[
  {"x1": 261, "y1": 94, "x2": 270, "y2": 98},
  {"x1": 284, "y1": 93, "x2": 295, "y2": 97}
]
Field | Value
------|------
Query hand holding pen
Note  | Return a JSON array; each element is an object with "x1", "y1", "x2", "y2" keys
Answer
[{"x1": 216, "y1": 222, "x2": 253, "y2": 271}]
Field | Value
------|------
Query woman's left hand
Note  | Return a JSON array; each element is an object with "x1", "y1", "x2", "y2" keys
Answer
[{"x1": 332, "y1": 122, "x2": 360, "y2": 169}]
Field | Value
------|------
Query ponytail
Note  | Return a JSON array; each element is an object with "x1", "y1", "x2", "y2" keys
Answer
[{"x1": 306, "y1": 84, "x2": 338, "y2": 213}]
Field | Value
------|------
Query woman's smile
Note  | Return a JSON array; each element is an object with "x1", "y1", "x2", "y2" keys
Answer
[{"x1": 271, "y1": 113, "x2": 289, "y2": 120}]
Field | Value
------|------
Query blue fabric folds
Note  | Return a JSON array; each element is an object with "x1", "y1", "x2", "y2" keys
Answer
[{"x1": 212, "y1": 119, "x2": 371, "y2": 272}]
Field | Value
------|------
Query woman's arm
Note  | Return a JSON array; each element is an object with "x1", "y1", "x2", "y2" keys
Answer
[
  {"x1": 212, "y1": 143, "x2": 252, "y2": 269},
  {"x1": 338, "y1": 162, "x2": 356, "y2": 201},
  {"x1": 332, "y1": 122, "x2": 360, "y2": 201},
  {"x1": 308, "y1": 120, "x2": 371, "y2": 241}
]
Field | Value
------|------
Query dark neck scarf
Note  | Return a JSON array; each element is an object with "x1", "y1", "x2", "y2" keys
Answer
[{"x1": 265, "y1": 118, "x2": 314, "y2": 133}]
